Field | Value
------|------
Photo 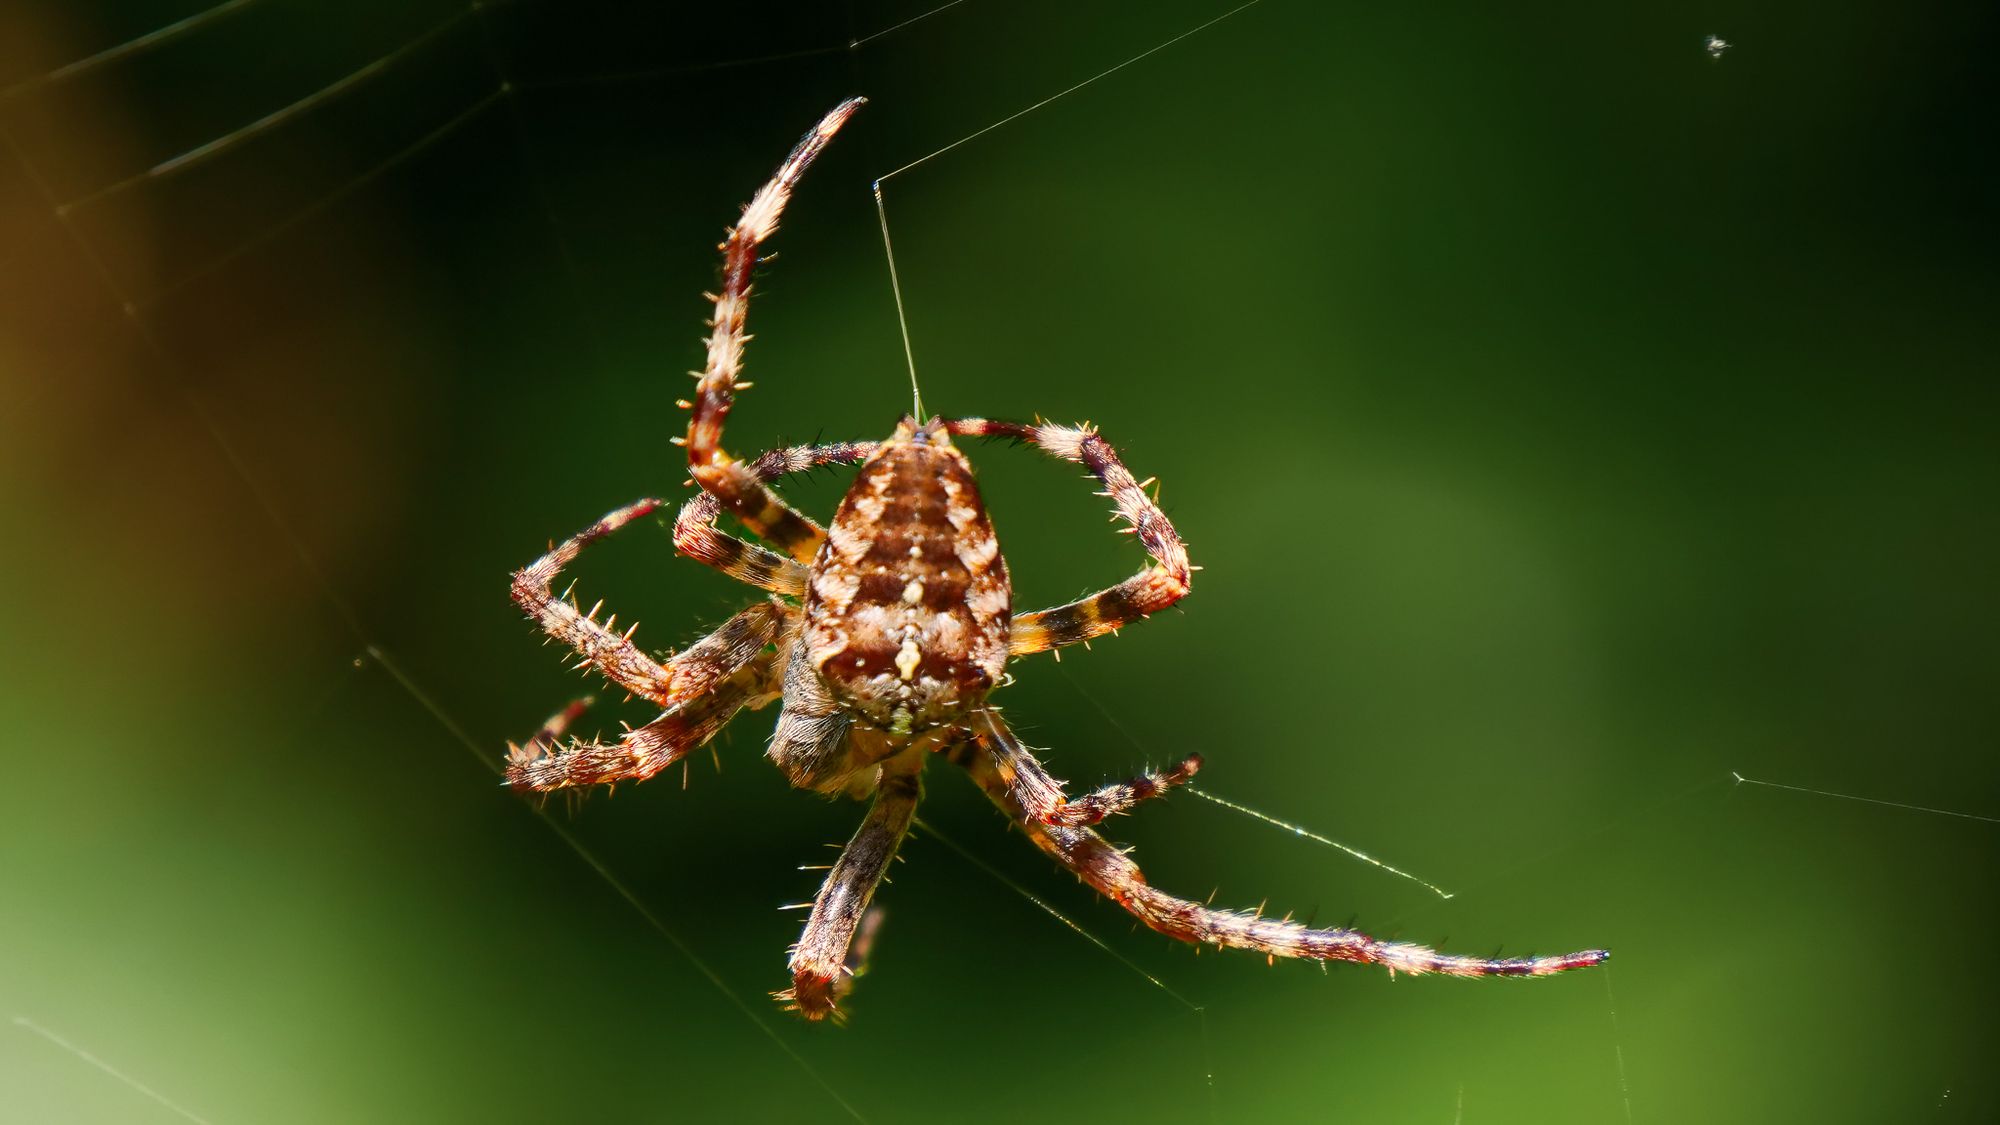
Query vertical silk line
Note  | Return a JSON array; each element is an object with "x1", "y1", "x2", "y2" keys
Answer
[
  {"x1": 864, "y1": 0, "x2": 1267, "y2": 421},
  {"x1": 872, "y1": 181, "x2": 924, "y2": 420}
]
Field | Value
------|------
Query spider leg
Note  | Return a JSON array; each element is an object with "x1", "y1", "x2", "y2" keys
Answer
[
  {"x1": 507, "y1": 697, "x2": 597, "y2": 762},
  {"x1": 672, "y1": 442, "x2": 878, "y2": 594},
  {"x1": 951, "y1": 713, "x2": 1609, "y2": 978},
  {"x1": 514, "y1": 500, "x2": 785, "y2": 703},
  {"x1": 673, "y1": 492, "x2": 808, "y2": 594},
  {"x1": 684, "y1": 99, "x2": 865, "y2": 563},
  {"x1": 507, "y1": 643, "x2": 785, "y2": 792},
  {"x1": 943, "y1": 419, "x2": 1191, "y2": 655},
  {"x1": 974, "y1": 710, "x2": 1200, "y2": 827},
  {"x1": 779, "y1": 750, "x2": 923, "y2": 1021}
]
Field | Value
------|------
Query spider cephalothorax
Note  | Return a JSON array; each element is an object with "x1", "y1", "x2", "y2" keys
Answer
[{"x1": 506, "y1": 99, "x2": 1607, "y2": 1020}]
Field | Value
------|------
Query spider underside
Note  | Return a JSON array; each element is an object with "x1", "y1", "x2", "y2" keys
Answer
[{"x1": 506, "y1": 99, "x2": 1608, "y2": 1020}]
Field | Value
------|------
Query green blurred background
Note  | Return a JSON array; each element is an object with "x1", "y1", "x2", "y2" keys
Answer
[{"x1": 2, "y1": 0, "x2": 1995, "y2": 1121}]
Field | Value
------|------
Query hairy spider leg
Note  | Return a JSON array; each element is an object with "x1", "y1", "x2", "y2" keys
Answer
[
  {"x1": 944, "y1": 419, "x2": 1192, "y2": 654},
  {"x1": 673, "y1": 442, "x2": 880, "y2": 593},
  {"x1": 508, "y1": 646, "x2": 785, "y2": 792},
  {"x1": 514, "y1": 498, "x2": 787, "y2": 704},
  {"x1": 674, "y1": 491, "x2": 809, "y2": 595},
  {"x1": 684, "y1": 98, "x2": 867, "y2": 562},
  {"x1": 973, "y1": 710, "x2": 1200, "y2": 827},
  {"x1": 513, "y1": 443, "x2": 879, "y2": 787},
  {"x1": 954, "y1": 713, "x2": 1610, "y2": 978},
  {"x1": 508, "y1": 697, "x2": 597, "y2": 762},
  {"x1": 779, "y1": 751, "x2": 923, "y2": 1021}
]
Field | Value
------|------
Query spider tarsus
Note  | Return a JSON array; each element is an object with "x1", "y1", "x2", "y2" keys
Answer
[{"x1": 776, "y1": 972, "x2": 843, "y2": 1023}]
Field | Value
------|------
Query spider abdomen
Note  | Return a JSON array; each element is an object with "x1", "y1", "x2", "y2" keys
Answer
[{"x1": 805, "y1": 417, "x2": 1010, "y2": 735}]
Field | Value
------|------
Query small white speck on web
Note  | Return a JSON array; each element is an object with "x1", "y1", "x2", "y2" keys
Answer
[{"x1": 1704, "y1": 33, "x2": 1731, "y2": 60}]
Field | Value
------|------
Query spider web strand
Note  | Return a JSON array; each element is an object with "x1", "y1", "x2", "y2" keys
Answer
[
  {"x1": 913, "y1": 818, "x2": 1215, "y2": 1116},
  {"x1": 0, "y1": 0, "x2": 263, "y2": 102},
  {"x1": 1183, "y1": 787, "x2": 1455, "y2": 901},
  {"x1": 141, "y1": 87, "x2": 505, "y2": 307},
  {"x1": 1730, "y1": 771, "x2": 1999, "y2": 824},
  {"x1": 873, "y1": 0, "x2": 1263, "y2": 184},
  {"x1": 1052, "y1": 662, "x2": 1454, "y2": 900},
  {"x1": 57, "y1": 6, "x2": 478, "y2": 214},
  {"x1": 849, "y1": 0, "x2": 969, "y2": 48},
  {"x1": 912, "y1": 818, "x2": 1199, "y2": 1010},
  {"x1": 13, "y1": 1017, "x2": 216, "y2": 1125}
]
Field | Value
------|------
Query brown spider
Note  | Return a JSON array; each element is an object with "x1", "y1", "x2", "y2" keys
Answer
[{"x1": 506, "y1": 98, "x2": 1608, "y2": 1020}]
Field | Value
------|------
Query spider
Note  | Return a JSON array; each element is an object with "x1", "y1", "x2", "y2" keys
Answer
[{"x1": 505, "y1": 98, "x2": 1608, "y2": 1020}]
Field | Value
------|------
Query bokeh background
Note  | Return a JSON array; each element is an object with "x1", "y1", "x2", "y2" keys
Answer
[{"x1": 2, "y1": 0, "x2": 1995, "y2": 1121}]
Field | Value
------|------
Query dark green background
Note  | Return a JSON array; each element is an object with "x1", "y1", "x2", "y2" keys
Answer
[{"x1": 2, "y1": 0, "x2": 1994, "y2": 1121}]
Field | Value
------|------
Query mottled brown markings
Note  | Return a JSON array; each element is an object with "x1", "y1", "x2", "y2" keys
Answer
[
  {"x1": 674, "y1": 490, "x2": 808, "y2": 595},
  {"x1": 676, "y1": 439, "x2": 890, "y2": 594},
  {"x1": 805, "y1": 419, "x2": 1010, "y2": 733}
]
